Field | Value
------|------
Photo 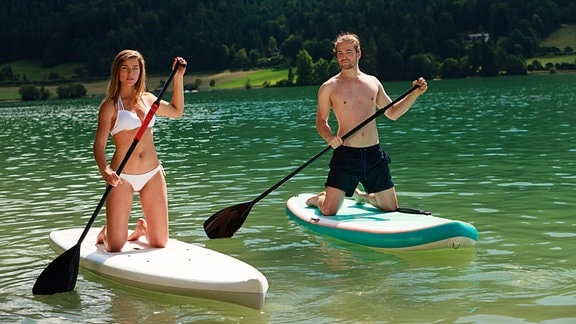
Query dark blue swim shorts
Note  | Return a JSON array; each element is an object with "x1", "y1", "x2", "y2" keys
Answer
[{"x1": 325, "y1": 144, "x2": 394, "y2": 197}]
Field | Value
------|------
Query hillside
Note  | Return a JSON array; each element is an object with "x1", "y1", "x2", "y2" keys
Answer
[
  {"x1": 2, "y1": 21, "x2": 576, "y2": 100},
  {"x1": 2, "y1": 0, "x2": 575, "y2": 82},
  {"x1": 540, "y1": 24, "x2": 576, "y2": 50}
]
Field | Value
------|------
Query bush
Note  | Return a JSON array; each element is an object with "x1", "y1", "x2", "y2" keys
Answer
[
  {"x1": 19, "y1": 85, "x2": 50, "y2": 101},
  {"x1": 56, "y1": 83, "x2": 87, "y2": 99},
  {"x1": 184, "y1": 79, "x2": 202, "y2": 91},
  {"x1": 19, "y1": 85, "x2": 40, "y2": 101}
]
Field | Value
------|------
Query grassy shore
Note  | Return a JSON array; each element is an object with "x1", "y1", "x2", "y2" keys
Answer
[
  {"x1": 78, "y1": 68, "x2": 290, "y2": 95},
  {"x1": 0, "y1": 64, "x2": 289, "y2": 101}
]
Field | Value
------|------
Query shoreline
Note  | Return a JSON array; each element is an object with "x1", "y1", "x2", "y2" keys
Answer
[
  {"x1": 0, "y1": 69, "x2": 274, "y2": 101},
  {"x1": 1, "y1": 70, "x2": 575, "y2": 102}
]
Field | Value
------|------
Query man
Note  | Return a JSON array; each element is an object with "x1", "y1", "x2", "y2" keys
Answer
[{"x1": 306, "y1": 32, "x2": 428, "y2": 216}]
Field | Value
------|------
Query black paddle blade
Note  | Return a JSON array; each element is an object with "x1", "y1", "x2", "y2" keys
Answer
[
  {"x1": 32, "y1": 245, "x2": 80, "y2": 295},
  {"x1": 203, "y1": 201, "x2": 255, "y2": 239}
]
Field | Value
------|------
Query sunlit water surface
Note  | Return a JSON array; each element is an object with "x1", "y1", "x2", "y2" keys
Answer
[{"x1": 1, "y1": 74, "x2": 574, "y2": 323}]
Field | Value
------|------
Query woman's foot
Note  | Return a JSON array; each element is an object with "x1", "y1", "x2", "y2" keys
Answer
[{"x1": 127, "y1": 218, "x2": 148, "y2": 241}]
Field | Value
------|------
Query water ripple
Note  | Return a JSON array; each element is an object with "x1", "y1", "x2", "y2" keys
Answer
[{"x1": 1, "y1": 78, "x2": 575, "y2": 322}]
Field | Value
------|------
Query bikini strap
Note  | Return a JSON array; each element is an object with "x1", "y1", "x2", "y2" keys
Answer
[
  {"x1": 140, "y1": 95, "x2": 150, "y2": 110},
  {"x1": 117, "y1": 97, "x2": 125, "y2": 111}
]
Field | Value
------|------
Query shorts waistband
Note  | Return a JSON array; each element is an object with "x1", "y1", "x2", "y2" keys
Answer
[{"x1": 337, "y1": 144, "x2": 381, "y2": 152}]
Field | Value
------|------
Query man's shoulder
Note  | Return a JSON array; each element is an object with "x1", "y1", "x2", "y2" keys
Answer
[
  {"x1": 319, "y1": 75, "x2": 339, "y2": 92},
  {"x1": 322, "y1": 74, "x2": 340, "y2": 85},
  {"x1": 358, "y1": 71, "x2": 379, "y2": 81}
]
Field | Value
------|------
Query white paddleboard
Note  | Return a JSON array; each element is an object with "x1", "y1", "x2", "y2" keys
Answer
[{"x1": 49, "y1": 228, "x2": 268, "y2": 310}]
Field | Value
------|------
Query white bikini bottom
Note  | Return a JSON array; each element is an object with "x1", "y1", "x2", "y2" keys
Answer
[{"x1": 121, "y1": 164, "x2": 164, "y2": 192}]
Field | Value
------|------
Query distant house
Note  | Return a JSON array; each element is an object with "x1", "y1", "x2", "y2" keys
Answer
[{"x1": 468, "y1": 33, "x2": 490, "y2": 43}]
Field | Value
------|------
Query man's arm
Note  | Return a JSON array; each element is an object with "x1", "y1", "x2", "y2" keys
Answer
[
  {"x1": 384, "y1": 77, "x2": 428, "y2": 120},
  {"x1": 316, "y1": 83, "x2": 342, "y2": 148}
]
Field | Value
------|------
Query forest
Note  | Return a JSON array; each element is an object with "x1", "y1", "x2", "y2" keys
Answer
[{"x1": 1, "y1": 0, "x2": 575, "y2": 84}]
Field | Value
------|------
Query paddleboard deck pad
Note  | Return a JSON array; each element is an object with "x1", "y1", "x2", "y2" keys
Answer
[
  {"x1": 48, "y1": 228, "x2": 268, "y2": 309},
  {"x1": 286, "y1": 194, "x2": 478, "y2": 251}
]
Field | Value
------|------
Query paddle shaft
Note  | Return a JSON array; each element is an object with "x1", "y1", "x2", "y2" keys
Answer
[
  {"x1": 250, "y1": 85, "x2": 419, "y2": 205},
  {"x1": 75, "y1": 62, "x2": 181, "y2": 245}
]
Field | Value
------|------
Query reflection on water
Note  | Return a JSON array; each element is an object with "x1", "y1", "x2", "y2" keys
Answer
[{"x1": 1, "y1": 75, "x2": 575, "y2": 322}]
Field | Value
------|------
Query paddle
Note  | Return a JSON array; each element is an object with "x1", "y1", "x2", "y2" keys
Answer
[
  {"x1": 32, "y1": 61, "x2": 183, "y2": 295},
  {"x1": 203, "y1": 84, "x2": 420, "y2": 239}
]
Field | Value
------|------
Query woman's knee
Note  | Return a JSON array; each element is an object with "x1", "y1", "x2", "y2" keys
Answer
[
  {"x1": 148, "y1": 235, "x2": 168, "y2": 248},
  {"x1": 105, "y1": 238, "x2": 126, "y2": 252}
]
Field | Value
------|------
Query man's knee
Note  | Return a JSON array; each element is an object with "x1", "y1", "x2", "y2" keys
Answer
[{"x1": 319, "y1": 205, "x2": 339, "y2": 216}]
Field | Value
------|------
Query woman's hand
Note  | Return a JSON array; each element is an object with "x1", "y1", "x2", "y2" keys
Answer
[
  {"x1": 102, "y1": 165, "x2": 122, "y2": 187},
  {"x1": 173, "y1": 57, "x2": 187, "y2": 75}
]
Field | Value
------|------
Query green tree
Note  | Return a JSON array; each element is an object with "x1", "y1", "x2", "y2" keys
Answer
[
  {"x1": 19, "y1": 85, "x2": 39, "y2": 101},
  {"x1": 280, "y1": 34, "x2": 303, "y2": 65},
  {"x1": 361, "y1": 36, "x2": 378, "y2": 75},
  {"x1": 504, "y1": 55, "x2": 527, "y2": 75},
  {"x1": 211, "y1": 44, "x2": 231, "y2": 70},
  {"x1": 441, "y1": 58, "x2": 460, "y2": 78},
  {"x1": 295, "y1": 49, "x2": 314, "y2": 86},
  {"x1": 39, "y1": 86, "x2": 50, "y2": 100},
  {"x1": 231, "y1": 48, "x2": 249, "y2": 71},
  {"x1": 56, "y1": 83, "x2": 86, "y2": 99},
  {"x1": 267, "y1": 36, "x2": 279, "y2": 57},
  {"x1": 248, "y1": 49, "x2": 261, "y2": 68},
  {"x1": 287, "y1": 67, "x2": 295, "y2": 85},
  {"x1": 0, "y1": 65, "x2": 15, "y2": 81},
  {"x1": 406, "y1": 54, "x2": 436, "y2": 80},
  {"x1": 313, "y1": 58, "x2": 330, "y2": 84},
  {"x1": 468, "y1": 41, "x2": 500, "y2": 76},
  {"x1": 378, "y1": 50, "x2": 404, "y2": 80}
]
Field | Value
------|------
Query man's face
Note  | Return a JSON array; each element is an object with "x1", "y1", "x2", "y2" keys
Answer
[{"x1": 335, "y1": 42, "x2": 359, "y2": 70}]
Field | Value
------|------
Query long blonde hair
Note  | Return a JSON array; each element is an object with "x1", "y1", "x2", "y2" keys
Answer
[{"x1": 103, "y1": 49, "x2": 147, "y2": 103}]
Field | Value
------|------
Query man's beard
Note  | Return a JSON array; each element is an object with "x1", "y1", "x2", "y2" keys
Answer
[{"x1": 340, "y1": 61, "x2": 355, "y2": 70}]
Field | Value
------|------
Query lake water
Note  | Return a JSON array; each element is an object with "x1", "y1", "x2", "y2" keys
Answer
[{"x1": 1, "y1": 74, "x2": 575, "y2": 323}]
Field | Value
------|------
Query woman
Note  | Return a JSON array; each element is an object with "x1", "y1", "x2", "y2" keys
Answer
[{"x1": 93, "y1": 49, "x2": 187, "y2": 252}]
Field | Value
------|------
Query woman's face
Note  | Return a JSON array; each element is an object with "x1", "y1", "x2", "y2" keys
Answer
[{"x1": 118, "y1": 58, "x2": 140, "y2": 86}]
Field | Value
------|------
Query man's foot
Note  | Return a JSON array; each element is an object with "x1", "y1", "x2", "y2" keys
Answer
[
  {"x1": 353, "y1": 188, "x2": 370, "y2": 204},
  {"x1": 127, "y1": 218, "x2": 148, "y2": 241},
  {"x1": 306, "y1": 192, "x2": 325, "y2": 207}
]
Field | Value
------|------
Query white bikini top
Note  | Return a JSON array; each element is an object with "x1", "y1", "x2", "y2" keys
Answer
[{"x1": 110, "y1": 96, "x2": 156, "y2": 136}]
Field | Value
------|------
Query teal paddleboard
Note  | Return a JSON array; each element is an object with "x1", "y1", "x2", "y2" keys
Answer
[{"x1": 286, "y1": 194, "x2": 478, "y2": 251}]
